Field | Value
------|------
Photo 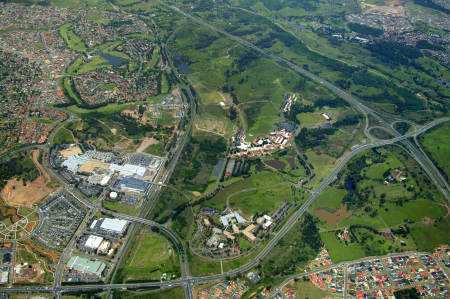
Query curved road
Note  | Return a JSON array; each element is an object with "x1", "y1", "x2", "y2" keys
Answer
[
  {"x1": 1, "y1": 119, "x2": 440, "y2": 296},
  {"x1": 155, "y1": 0, "x2": 450, "y2": 203}
]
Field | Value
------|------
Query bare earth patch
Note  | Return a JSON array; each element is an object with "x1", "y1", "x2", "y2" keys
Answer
[
  {"x1": 23, "y1": 239, "x2": 60, "y2": 263},
  {"x1": 136, "y1": 137, "x2": 159, "y2": 153},
  {"x1": 1, "y1": 177, "x2": 51, "y2": 208},
  {"x1": 111, "y1": 128, "x2": 117, "y2": 135},
  {"x1": 191, "y1": 191, "x2": 201, "y2": 197},
  {"x1": 361, "y1": 0, "x2": 406, "y2": 16},
  {"x1": 315, "y1": 204, "x2": 353, "y2": 227},
  {"x1": 31, "y1": 150, "x2": 51, "y2": 183}
]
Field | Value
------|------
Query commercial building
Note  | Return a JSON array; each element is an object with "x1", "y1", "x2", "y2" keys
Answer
[
  {"x1": 100, "y1": 218, "x2": 128, "y2": 235},
  {"x1": 66, "y1": 256, "x2": 106, "y2": 276},
  {"x1": 109, "y1": 164, "x2": 147, "y2": 177},
  {"x1": 84, "y1": 235, "x2": 104, "y2": 250},
  {"x1": 220, "y1": 212, "x2": 246, "y2": 227},
  {"x1": 115, "y1": 177, "x2": 149, "y2": 193},
  {"x1": 242, "y1": 224, "x2": 256, "y2": 241}
]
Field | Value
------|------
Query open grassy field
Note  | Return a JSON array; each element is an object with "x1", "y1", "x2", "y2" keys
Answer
[
  {"x1": 285, "y1": 279, "x2": 332, "y2": 299},
  {"x1": 309, "y1": 145, "x2": 449, "y2": 261},
  {"x1": 201, "y1": 170, "x2": 287, "y2": 212},
  {"x1": 117, "y1": 229, "x2": 180, "y2": 282},
  {"x1": 112, "y1": 287, "x2": 185, "y2": 299},
  {"x1": 182, "y1": 1, "x2": 449, "y2": 123},
  {"x1": 103, "y1": 200, "x2": 139, "y2": 216},
  {"x1": 320, "y1": 231, "x2": 366, "y2": 263},
  {"x1": 53, "y1": 127, "x2": 75, "y2": 145},
  {"x1": 60, "y1": 23, "x2": 86, "y2": 52},
  {"x1": 419, "y1": 122, "x2": 450, "y2": 183},
  {"x1": 228, "y1": 182, "x2": 292, "y2": 218},
  {"x1": 169, "y1": 20, "x2": 339, "y2": 139}
]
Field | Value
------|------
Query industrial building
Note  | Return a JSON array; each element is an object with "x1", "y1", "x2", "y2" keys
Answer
[{"x1": 66, "y1": 256, "x2": 106, "y2": 276}]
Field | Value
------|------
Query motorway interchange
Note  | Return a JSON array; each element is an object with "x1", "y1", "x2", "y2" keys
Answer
[{"x1": 2, "y1": 2, "x2": 450, "y2": 299}]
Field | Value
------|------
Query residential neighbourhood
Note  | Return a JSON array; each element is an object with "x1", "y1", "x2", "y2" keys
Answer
[{"x1": 277, "y1": 250, "x2": 449, "y2": 299}]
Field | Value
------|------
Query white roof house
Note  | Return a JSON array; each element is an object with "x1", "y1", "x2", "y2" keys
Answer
[
  {"x1": 85, "y1": 235, "x2": 104, "y2": 249},
  {"x1": 100, "y1": 218, "x2": 128, "y2": 235}
]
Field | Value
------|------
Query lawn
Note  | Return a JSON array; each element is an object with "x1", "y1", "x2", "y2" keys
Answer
[
  {"x1": 144, "y1": 46, "x2": 160, "y2": 72},
  {"x1": 112, "y1": 287, "x2": 185, "y2": 299},
  {"x1": 62, "y1": 77, "x2": 83, "y2": 106},
  {"x1": 119, "y1": 230, "x2": 180, "y2": 282}
]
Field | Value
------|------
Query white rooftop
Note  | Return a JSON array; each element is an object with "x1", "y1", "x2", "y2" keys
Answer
[
  {"x1": 220, "y1": 212, "x2": 246, "y2": 227},
  {"x1": 62, "y1": 155, "x2": 90, "y2": 172},
  {"x1": 90, "y1": 219, "x2": 98, "y2": 230},
  {"x1": 109, "y1": 163, "x2": 147, "y2": 177},
  {"x1": 85, "y1": 235, "x2": 103, "y2": 249},
  {"x1": 100, "y1": 218, "x2": 128, "y2": 234}
]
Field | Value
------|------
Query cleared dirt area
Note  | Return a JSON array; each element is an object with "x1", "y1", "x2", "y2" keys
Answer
[
  {"x1": 59, "y1": 146, "x2": 82, "y2": 158},
  {"x1": 136, "y1": 137, "x2": 159, "y2": 153},
  {"x1": 31, "y1": 150, "x2": 50, "y2": 183},
  {"x1": 191, "y1": 191, "x2": 201, "y2": 197},
  {"x1": 361, "y1": 0, "x2": 405, "y2": 16},
  {"x1": 195, "y1": 119, "x2": 227, "y2": 137},
  {"x1": 23, "y1": 239, "x2": 60, "y2": 263},
  {"x1": 315, "y1": 204, "x2": 353, "y2": 227},
  {"x1": 78, "y1": 161, "x2": 109, "y2": 173},
  {"x1": 14, "y1": 263, "x2": 45, "y2": 284},
  {"x1": 1, "y1": 177, "x2": 51, "y2": 208}
]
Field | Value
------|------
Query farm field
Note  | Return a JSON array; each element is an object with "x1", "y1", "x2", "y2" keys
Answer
[{"x1": 117, "y1": 229, "x2": 180, "y2": 282}]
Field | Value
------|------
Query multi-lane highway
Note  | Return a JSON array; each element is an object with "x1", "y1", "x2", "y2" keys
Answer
[
  {"x1": 2, "y1": 2, "x2": 449, "y2": 297},
  {"x1": 155, "y1": 0, "x2": 449, "y2": 202},
  {"x1": 3, "y1": 119, "x2": 444, "y2": 297}
]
